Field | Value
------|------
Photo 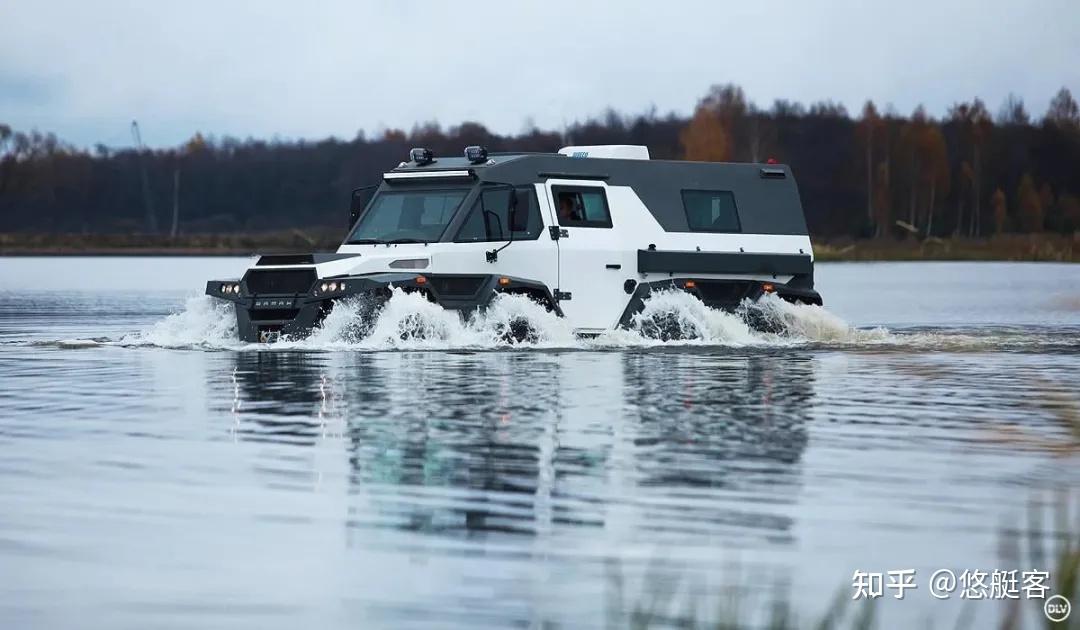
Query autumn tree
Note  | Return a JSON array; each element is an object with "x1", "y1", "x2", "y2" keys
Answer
[
  {"x1": 872, "y1": 161, "x2": 891, "y2": 236},
  {"x1": 917, "y1": 124, "x2": 949, "y2": 236},
  {"x1": 857, "y1": 101, "x2": 883, "y2": 228},
  {"x1": 997, "y1": 94, "x2": 1030, "y2": 125},
  {"x1": 1044, "y1": 87, "x2": 1079, "y2": 129},
  {"x1": 681, "y1": 84, "x2": 748, "y2": 161},
  {"x1": 947, "y1": 99, "x2": 992, "y2": 236},
  {"x1": 1059, "y1": 194, "x2": 1080, "y2": 232},
  {"x1": 898, "y1": 106, "x2": 930, "y2": 228},
  {"x1": 991, "y1": 188, "x2": 1008, "y2": 234},
  {"x1": 1016, "y1": 174, "x2": 1043, "y2": 232}
]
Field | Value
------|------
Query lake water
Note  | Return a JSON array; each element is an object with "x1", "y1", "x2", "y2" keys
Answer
[{"x1": 0, "y1": 258, "x2": 1078, "y2": 629}]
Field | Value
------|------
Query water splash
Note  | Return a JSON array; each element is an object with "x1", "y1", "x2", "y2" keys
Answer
[
  {"x1": 307, "y1": 288, "x2": 577, "y2": 349},
  {"x1": 623, "y1": 290, "x2": 758, "y2": 344},
  {"x1": 740, "y1": 293, "x2": 891, "y2": 344},
  {"x1": 121, "y1": 295, "x2": 238, "y2": 348},
  {"x1": 118, "y1": 288, "x2": 892, "y2": 351}
]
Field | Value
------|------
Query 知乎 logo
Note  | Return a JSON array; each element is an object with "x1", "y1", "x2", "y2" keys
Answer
[{"x1": 1044, "y1": 594, "x2": 1071, "y2": 623}]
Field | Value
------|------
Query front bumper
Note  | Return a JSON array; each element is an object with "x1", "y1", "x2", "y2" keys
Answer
[{"x1": 206, "y1": 272, "x2": 559, "y2": 343}]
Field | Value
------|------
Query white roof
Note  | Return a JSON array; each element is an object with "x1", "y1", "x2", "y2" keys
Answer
[{"x1": 557, "y1": 145, "x2": 650, "y2": 160}]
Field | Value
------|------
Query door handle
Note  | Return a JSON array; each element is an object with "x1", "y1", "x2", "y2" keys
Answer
[{"x1": 605, "y1": 264, "x2": 621, "y2": 270}]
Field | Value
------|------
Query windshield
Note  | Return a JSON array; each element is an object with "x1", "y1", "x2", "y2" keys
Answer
[{"x1": 346, "y1": 189, "x2": 469, "y2": 243}]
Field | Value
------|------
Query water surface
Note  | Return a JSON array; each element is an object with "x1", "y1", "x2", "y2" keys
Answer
[{"x1": 0, "y1": 258, "x2": 1078, "y2": 629}]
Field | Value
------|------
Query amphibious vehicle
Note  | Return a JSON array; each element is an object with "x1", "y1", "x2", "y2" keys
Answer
[{"x1": 206, "y1": 145, "x2": 822, "y2": 342}]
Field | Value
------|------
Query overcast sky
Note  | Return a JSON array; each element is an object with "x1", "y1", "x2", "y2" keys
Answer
[{"x1": 2, "y1": 0, "x2": 1077, "y2": 148}]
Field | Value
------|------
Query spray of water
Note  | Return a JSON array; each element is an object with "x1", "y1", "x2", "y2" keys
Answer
[
  {"x1": 121, "y1": 294, "x2": 238, "y2": 348},
  {"x1": 119, "y1": 287, "x2": 889, "y2": 351}
]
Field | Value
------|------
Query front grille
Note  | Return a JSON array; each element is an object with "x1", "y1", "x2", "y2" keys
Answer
[
  {"x1": 430, "y1": 276, "x2": 486, "y2": 297},
  {"x1": 695, "y1": 280, "x2": 754, "y2": 305},
  {"x1": 244, "y1": 269, "x2": 316, "y2": 294},
  {"x1": 248, "y1": 308, "x2": 300, "y2": 321}
]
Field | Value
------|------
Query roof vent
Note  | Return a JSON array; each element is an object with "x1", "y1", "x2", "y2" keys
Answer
[{"x1": 557, "y1": 145, "x2": 650, "y2": 160}]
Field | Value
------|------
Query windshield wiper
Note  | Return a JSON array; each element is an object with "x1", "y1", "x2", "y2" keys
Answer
[
  {"x1": 385, "y1": 238, "x2": 428, "y2": 245},
  {"x1": 349, "y1": 238, "x2": 383, "y2": 245}
]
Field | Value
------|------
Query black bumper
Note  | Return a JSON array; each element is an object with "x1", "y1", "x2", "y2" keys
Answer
[{"x1": 206, "y1": 272, "x2": 559, "y2": 343}]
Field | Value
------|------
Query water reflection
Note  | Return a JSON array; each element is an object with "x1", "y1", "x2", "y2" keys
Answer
[
  {"x1": 227, "y1": 351, "x2": 342, "y2": 445},
  {"x1": 225, "y1": 350, "x2": 815, "y2": 550}
]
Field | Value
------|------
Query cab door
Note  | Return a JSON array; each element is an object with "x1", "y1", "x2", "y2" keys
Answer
[{"x1": 544, "y1": 180, "x2": 629, "y2": 333}]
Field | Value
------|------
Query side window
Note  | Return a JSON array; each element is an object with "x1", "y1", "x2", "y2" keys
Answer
[
  {"x1": 681, "y1": 190, "x2": 741, "y2": 233},
  {"x1": 552, "y1": 186, "x2": 612, "y2": 228},
  {"x1": 454, "y1": 187, "x2": 543, "y2": 242}
]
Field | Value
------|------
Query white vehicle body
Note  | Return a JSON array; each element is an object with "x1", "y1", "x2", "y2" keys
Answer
[{"x1": 207, "y1": 145, "x2": 820, "y2": 342}]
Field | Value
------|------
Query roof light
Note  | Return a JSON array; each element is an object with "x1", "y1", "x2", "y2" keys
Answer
[
  {"x1": 766, "y1": 157, "x2": 778, "y2": 164},
  {"x1": 464, "y1": 145, "x2": 488, "y2": 164},
  {"x1": 409, "y1": 147, "x2": 434, "y2": 165}
]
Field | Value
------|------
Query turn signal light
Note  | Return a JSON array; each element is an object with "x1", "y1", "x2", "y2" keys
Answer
[
  {"x1": 498, "y1": 277, "x2": 511, "y2": 286},
  {"x1": 415, "y1": 275, "x2": 427, "y2": 285},
  {"x1": 684, "y1": 280, "x2": 696, "y2": 289},
  {"x1": 762, "y1": 282, "x2": 775, "y2": 293}
]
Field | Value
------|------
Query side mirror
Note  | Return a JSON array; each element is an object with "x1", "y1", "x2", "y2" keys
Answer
[{"x1": 349, "y1": 185, "x2": 378, "y2": 230}]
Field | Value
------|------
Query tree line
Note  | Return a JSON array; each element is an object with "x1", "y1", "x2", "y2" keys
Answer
[{"x1": 1, "y1": 84, "x2": 1078, "y2": 239}]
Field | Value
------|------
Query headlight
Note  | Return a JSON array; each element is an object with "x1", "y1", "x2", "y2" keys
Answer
[
  {"x1": 320, "y1": 283, "x2": 328, "y2": 292},
  {"x1": 328, "y1": 282, "x2": 338, "y2": 292}
]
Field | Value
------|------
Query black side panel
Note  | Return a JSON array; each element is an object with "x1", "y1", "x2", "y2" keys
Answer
[
  {"x1": 256, "y1": 253, "x2": 360, "y2": 265},
  {"x1": 480, "y1": 156, "x2": 809, "y2": 236},
  {"x1": 256, "y1": 254, "x2": 314, "y2": 265},
  {"x1": 637, "y1": 250, "x2": 812, "y2": 275}
]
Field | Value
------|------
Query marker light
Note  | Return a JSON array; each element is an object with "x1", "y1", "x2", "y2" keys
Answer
[
  {"x1": 762, "y1": 282, "x2": 776, "y2": 293},
  {"x1": 410, "y1": 147, "x2": 434, "y2": 165},
  {"x1": 415, "y1": 275, "x2": 427, "y2": 285},
  {"x1": 465, "y1": 145, "x2": 488, "y2": 164},
  {"x1": 498, "y1": 277, "x2": 511, "y2": 286},
  {"x1": 684, "y1": 280, "x2": 696, "y2": 289}
]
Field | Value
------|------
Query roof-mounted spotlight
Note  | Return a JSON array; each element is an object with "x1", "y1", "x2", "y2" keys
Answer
[
  {"x1": 464, "y1": 145, "x2": 488, "y2": 164},
  {"x1": 410, "y1": 147, "x2": 434, "y2": 165}
]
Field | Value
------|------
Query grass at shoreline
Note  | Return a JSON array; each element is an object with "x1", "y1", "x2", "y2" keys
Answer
[{"x1": 0, "y1": 232, "x2": 1076, "y2": 261}]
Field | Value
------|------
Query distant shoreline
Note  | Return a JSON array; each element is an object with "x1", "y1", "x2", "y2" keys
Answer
[{"x1": 0, "y1": 233, "x2": 1075, "y2": 262}]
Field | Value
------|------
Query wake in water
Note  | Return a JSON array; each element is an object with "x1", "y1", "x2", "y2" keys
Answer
[{"x1": 114, "y1": 288, "x2": 888, "y2": 351}]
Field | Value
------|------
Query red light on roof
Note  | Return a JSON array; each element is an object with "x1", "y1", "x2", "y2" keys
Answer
[{"x1": 766, "y1": 157, "x2": 778, "y2": 164}]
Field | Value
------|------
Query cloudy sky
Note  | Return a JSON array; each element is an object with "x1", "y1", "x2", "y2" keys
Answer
[{"x1": 2, "y1": 0, "x2": 1077, "y2": 148}]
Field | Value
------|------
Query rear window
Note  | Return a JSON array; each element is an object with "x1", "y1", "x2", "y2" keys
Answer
[{"x1": 681, "y1": 190, "x2": 741, "y2": 233}]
